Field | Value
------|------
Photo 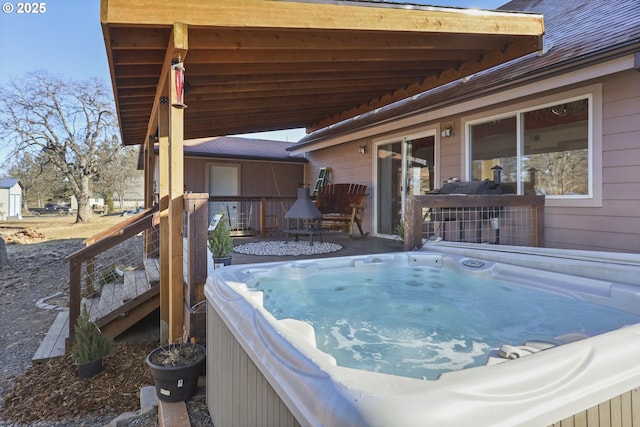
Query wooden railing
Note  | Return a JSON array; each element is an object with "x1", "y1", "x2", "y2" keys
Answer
[
  {"x1": 404, "y1": 195, "x2": 545, "y2": 250},
  {"x1": 66, "y1": 206, "x2": 159, "y2": 344},
  {"x1": 180, "y1": 194, "x2": 296, "y2": 342},
  {"x1": 208, "y1": 195, "x2": 297, "y2": 237},
  {"x1": 183, "y1": 194, "x2": 209, "y2": 342}
]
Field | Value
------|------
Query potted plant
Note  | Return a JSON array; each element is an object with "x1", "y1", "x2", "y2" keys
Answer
[
  {"x1": 146, "y1": 341, "x2": 206, "y2": 402},
  {"x1": 71, "y1": 303, "x2": 113, "y2": 378},
  {"x1": 207, "y1": 210, "x2": 233, "y2": 267}
]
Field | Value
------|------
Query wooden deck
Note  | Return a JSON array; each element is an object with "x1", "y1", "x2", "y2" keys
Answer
[
  {"x1": 32, "y1": 310, "x2": 69, "y2": 362},
  {"x1": 33, "y1": 235, "x2": 402, "y2": 364},
  {"x1": 33, "y1": 258, "x2": 160, "y2": 364}
]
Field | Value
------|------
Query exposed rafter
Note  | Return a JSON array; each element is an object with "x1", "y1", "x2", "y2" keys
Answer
[{"x1": 101, "y1": 0, "x2": 544, "y2": 145}]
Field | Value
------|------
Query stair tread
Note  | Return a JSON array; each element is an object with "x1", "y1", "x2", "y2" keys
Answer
[
  {"x1": 98, "y1": 282, "x2": 124, "y2": 316},
  {"x1": 36, "y1": 255, "x2": 160, "y2": 363},
  {"x1": 143, "y1": 257, "x2": 160, "y2": 285},
  {"x1": 33, "y1": 310, "x2": 69, "y2": 363},
  {"x1": 123, "y1": 269, "x2": 150, "y2": 301}
]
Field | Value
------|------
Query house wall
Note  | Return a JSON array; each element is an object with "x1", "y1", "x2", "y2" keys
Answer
[
  {"x1": 183, "y1": 157, "x2": 304, "y2": 196},
  {"x1": 8, "y1": 183, "x2": 22, "y2": 219},
  {"x1": 0, "y1": 184, "x2": 23, "y2": 220},
  {"x1": 543, "y1": 69, "x2": 640, "y2": 253},
  {"x1": 0, "y1": 188, "x2": 8, "y2": 221},
  {"x1": 306, "y1": 139, "x2": 374, "y2": 233},
  {"x1": 304, "y1": 67, "x2": 640, "y2": 253}
]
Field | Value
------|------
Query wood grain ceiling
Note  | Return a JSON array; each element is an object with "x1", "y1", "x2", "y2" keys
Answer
[{"x1": 101, "y1": 0, "x2": 544, "y2": 145}]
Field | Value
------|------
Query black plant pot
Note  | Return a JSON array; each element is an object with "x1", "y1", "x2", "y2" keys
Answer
[
  {"x1": 146, "y1": 343, "x2": 206, "y2": 403},
  {"x1": 213, "y1": 256, "x2": 232, "y2": 268},
  {"x1": 77, "y1": 359, "x2": 103, "y2": 379}
]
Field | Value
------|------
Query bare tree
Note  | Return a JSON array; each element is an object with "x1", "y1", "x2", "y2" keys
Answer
[
  {"x1": 8, "y1": 151, "x2": 68, "y2": 210},
  {"x1": 0, "y1": 71, "x2": 121, "y2": 222},
  {"x1": 95, "y1": 145, "x2": 142, "y2": 212}
]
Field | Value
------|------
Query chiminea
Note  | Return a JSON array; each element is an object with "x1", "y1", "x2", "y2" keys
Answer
[
  {"x1": 283, "y1": 186, "x2": 323, "y2": 245},
  {"x1": 285, "y1": 187, "x2": 322, "y2": 220}
]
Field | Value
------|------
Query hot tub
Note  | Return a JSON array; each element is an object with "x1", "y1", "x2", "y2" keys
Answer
[{"x1": 205, "y1": 242, "x2": 640, "y2": 427}]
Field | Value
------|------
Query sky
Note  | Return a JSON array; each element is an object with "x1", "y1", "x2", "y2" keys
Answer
[{"x1": 0, "y1": 0, "x2": 506, "y2": 173}]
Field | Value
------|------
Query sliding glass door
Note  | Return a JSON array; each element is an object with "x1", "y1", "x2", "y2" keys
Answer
[{"x1": 376, "y1": 134, "x2": 435, "y2": 237}]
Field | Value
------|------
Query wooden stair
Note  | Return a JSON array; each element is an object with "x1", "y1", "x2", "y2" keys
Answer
[{"x1": 32, "y1": 258, "x2": 160, "y2": 364}]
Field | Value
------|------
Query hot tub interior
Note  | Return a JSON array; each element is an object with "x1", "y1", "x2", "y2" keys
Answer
[
  {"x1": 206, "y1": 244, "x2": 640, "y2": 427},
  {"x1": 248, "y1": 253, "x2": 640, "y2": 380}
]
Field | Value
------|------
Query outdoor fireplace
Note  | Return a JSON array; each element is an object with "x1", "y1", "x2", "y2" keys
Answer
[{"x1": 283, "y1": 187, "x2": 323, "y2": 245}]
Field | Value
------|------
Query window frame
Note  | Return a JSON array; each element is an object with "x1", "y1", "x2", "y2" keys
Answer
[{"x1": 463, "y1": 84, "x2": 602, "y2": 207}]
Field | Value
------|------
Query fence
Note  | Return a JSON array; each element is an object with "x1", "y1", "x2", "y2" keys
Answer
[
  {"x1": 67, "y1": 207, "x2": 159, "y2": 343},
  {"x1": 404, "y1": 195, "x2": 545, "y2": 250},
  {"x1": 207, "y1": 195, "x2": 297, "y2": 237}
]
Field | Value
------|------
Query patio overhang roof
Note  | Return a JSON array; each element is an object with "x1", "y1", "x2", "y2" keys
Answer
[{"x1": 101, "y1": 0, "x2": 544, "y2": 146}]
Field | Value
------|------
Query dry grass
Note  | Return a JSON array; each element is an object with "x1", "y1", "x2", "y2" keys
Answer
[{"x1": 1, "y1": 214, "x2": 125, "y2": 241}]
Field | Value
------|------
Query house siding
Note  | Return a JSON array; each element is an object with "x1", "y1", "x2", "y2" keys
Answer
[
  {"x1": 0, "y1": 188, "x2": 8, "y2": 220},
  {"x1": 184, "y1": 157, "x2": 304, "y2": 197},
  {"x1": 0, "y1": 181, "x2": 23, "y2": 220},
  {"x1": 544, "y1": 70, "x2": 640, "y2": 253},
  {"x1": 306, "y1": 139, "x2": 374, "y2": 232},
  {"x1": 303, "y1": 68, "x2": 640, "y2": 253}
]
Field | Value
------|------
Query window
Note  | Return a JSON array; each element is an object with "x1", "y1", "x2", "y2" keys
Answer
[{"x1": 469, "y1": 96, "x2": 590, "y2": 198}]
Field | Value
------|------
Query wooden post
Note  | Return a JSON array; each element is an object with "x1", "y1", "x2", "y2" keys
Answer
[
  {"x1": 404, "y1": 196, "x2": 423, "y2": 251},
  {"x1": 158, "y1": 98, "x2": 170, "y2": 344},
  {"x1": 168, "y1": 58, "x2": 185, "y2": 343},
  {"x1": 144, "y1": 136, "x2": 158, "y2": 258},
  {"x1": 183, "y1": 193, "x2": 209, "y2": 342},
  {"x1": 156, "y1": 22, "x2": 188, "y2": 344},
  {"x1": 260, "y1": 197, "x2": 266, "y2": 237},
  {"x1": 535, "y1": 203, "x2": 545, "y2": 247},
  {"x1": 85, "y1": 257, "x2": 95, "y2": 297},
  {"x1": 68, "y1": 258, "x2": 82, "y2": 346}
]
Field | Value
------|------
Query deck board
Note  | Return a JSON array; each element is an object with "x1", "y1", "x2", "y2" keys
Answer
[
  {"x1": 123, "y1": 270, "x2": 149, "y2": 301},
  {"x1": 32, "y1": 310, "x2": 69, "y2": 363},
  {"x1": 143, "y1": 258, "x2": 160, "y2": 285},
  {"x1": 97, "y1": 282, "x2": 123, "y2": 318},
  {"x1": 34, "y1": 258, "x2": 162, "y2": 364}
]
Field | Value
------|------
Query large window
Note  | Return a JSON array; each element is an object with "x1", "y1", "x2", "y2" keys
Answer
[{"x1": 469, "y1": 97, "x2": 590, "y2": 198}]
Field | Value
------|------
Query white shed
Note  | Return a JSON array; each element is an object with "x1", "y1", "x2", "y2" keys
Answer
[{"x1": 0, "y1": 178, "x2": 23, "y2": 220}]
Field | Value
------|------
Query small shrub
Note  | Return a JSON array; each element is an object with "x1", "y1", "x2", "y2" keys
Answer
[
  {"x1": 71, "y1": 303, "x2": 113, "y2": 364},
  {"x1": 207, "y1": 211, "x2": 233, "y2": 258}
]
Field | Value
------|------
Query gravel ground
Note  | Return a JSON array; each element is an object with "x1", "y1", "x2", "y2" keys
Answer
[
  {"x1": 0, "y1": 239, "x2": 82, "y2": 385},
  {"x1": 0, "y1": 234, "x2": 213, "y2": 426},
  {"x1": 0, "y1": 238, "x2": 112, "y2": 426}
]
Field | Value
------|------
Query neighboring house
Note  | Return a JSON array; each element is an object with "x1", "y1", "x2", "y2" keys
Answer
[
  {"x1": 0, "y1": 178, "x2": 23, "y2": 221},
  {"x1": 154, "y1": 136, "x2": 306, "y2": 228},
  {"x1": 114, "y1": 175, "x2": 145, "y2": 210},
  {"x1": 288, "y1": 0, "x2": 640, "y2": 254}
]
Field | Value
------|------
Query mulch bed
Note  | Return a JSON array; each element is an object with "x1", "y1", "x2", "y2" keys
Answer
[{"x1": 0, "y1": 342, "x2": 156, "y2": 424}]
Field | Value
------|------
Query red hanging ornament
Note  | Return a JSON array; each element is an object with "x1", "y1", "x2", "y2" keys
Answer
[{"x1": 172, "y1": 61, "x2": 187, "y2": 109}]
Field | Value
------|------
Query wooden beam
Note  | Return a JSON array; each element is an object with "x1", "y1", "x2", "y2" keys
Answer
[
  {"x1": 144, "y1": 22, "x2": 189, "y2": 149},
  {"x1": 185, "y1": 48, "x2": 483, "y2": 64},
  {"x1": 143, "y1": 136, "x2": 156, "y2": 258},
  {"x1": 102, "y1": 0, "x2": 544, "y2": 37},
  {"x1": 185, "y1": 59, "x2": 454, "y2": 76},
  {"x1": 310, "y1": 37, "x2": 541, "y2": 131},
  {"x1": 144, "y1": 137, "x2": 154, "y2": 209},
  {"x1": 186, "y1": 27, "x2": 510, "y2": 51}
]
